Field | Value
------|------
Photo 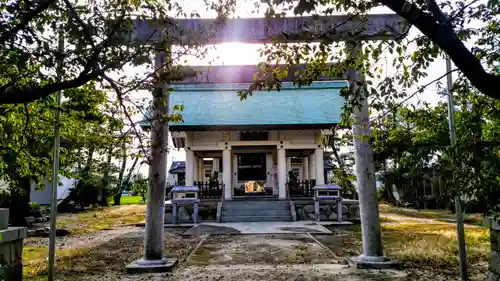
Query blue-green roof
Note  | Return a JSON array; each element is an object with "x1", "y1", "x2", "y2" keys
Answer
[{"x1": 142, "y1": 81, "x2": 348, "y2": 129}]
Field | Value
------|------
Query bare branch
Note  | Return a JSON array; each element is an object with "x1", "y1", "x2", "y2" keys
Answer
[
  {"x1": 371, "y1": 67, "x2": 460, "y2": 121},
  {"x1": 103, "y1": 74, "x2": 149, "y2": 158}
]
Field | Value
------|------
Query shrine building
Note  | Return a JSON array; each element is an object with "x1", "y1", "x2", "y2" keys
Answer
[{"x1": 141, "y1": 64, "x2": 347, "y2": 202}]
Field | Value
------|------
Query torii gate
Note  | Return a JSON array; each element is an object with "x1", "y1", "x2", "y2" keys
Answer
[{"x1": 126, "y1": 14, "x2": 407, "y2": 272}]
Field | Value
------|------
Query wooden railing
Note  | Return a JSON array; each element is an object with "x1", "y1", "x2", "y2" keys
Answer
[
  {"x1": 194, "y1": 181, "x2": 223, "y2": 199},
  {"x1": 287, "y1": 180, "x2": 316, "y2": 197}
]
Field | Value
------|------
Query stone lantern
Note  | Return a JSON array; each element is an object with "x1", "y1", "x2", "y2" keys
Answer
[{"x1": 0, "y1": 208, "x2": 27, "y2": 281}]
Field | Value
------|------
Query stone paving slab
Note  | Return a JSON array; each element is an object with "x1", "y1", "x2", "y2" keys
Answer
[
  {"x1": 192, "y1": 221, "x2": 332, "y2": 234},
  {"x1": 186, "y1": 233, "x2": 339, "y2": 266}
]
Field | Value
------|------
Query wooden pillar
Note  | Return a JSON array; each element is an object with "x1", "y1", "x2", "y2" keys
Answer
[
  {"x1": 223, "y1": 148, "x2": 232, "y2": 200},
  {"x1": 286, "y1": 157, "x2": 292, "y2": 173},
  {"x1": 315, "y1": 148, "x2": 325, "y2": 185},
  {"x1": 303, "y1": 156, "x2": 309, "y2": 180},
  {"x1": 198, "y1": 158, "x2": 204, "y2": 181},
  {"x1": 213, "y1": 158, "x2": 220, "y2": 172},
  {"x1": 278, "y1": 148, "x2": 287, "y2": 199},
  {"x1": 308, "y1": 153, "x2": 316, "y2": 181},
  {"x1": 185, "y1": 150, "x2": 194, "y2": 186},
  {"x1": 193, "y1": 155, "x2": 198, "y2": 182}
]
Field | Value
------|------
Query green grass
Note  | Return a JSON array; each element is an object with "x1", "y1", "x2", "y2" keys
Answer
[
  {"x1": 381, "y1": 204, "x2": 484, "y2": 225},
  {"x1": 23, "y1": 246, "x2": 90, "y2": 277},
  {"x1": 378, "y1": 204, "x2": 490, "y2": 279},
  {"x1": 56, "y1": 205, "x2": 146, "y2": 235},
  {"x1": 119, "y1": 195, "x2": 142, "y2": 205},
  {"x1": 106, "y1": 195, "x2": 143, "y2": 205},
  {"x1": 24, "y1": 204, "x2": 148, "y2": 278}
]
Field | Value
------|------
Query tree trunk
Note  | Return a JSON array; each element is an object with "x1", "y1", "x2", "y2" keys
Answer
[
  {"x1": 331, "y1": 145, "x2": 344, "y2": 169},
  {"x1": 113, "y1": 153, "x2": 139, "y2": 205},
  {"x1": 77, "y1": 148, "x2": 82, "y2": 172},
  {"x1": 383, "y1": 182, "x2": 396, "y2": 203},
  {"x1": 100, "y1": 145, "x2": 114, "y2": 206},
  {"x1": 9, "y1": 177, "x2": 32, "y2": 227},
  {"x1": 113, "y1": 142, "x2": 129, "y2": 205},
  {"x1": 85, "y1": 146, "x2": 95, "y2": 170},
  {"x1": 117, "y1": 142, "x2": 127, "y2": 185},
  {"x1": 58, "y1": 146, "x2": 95, "y2": 212}
]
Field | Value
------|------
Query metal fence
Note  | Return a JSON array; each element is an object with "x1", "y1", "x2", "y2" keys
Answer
[
  {"x1": 194, "y1": 181, "x2": 223, "y2": 199},
  {"x1": 288, "y1": 180, "x2": 316, "y2": 197}
]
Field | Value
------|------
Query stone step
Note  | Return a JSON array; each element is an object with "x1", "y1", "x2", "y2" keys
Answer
[
  {"x1": 223, "y1": 202, "x2": 289, "y2": 208},
  {"x1": 226, "y1": 199, "x2": 287, "y2": 202},
  {"x1": 222, "y1": 204, "x2": 290, "y2": 211},
  {"x1": 223, "y1": 205, "x2": 290, "y2": 209},
  {"x1": 231, "y1": 197, "x2": 282, "y2": 201},
  {"x1": 220, "y1": 199, "x2": 293, "y2": 222},
  {"x1": 224, "y1": 200, "x2": 288, "y2": 203},
  {"x1": 222, "y1": 210, "x2": 291, "y2": 216},
  {"x1": 220, "y1": 215, "x2": 293, "y2": 222}
]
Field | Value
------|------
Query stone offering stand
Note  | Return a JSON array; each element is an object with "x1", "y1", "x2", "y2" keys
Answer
[
  {"x1": 485, "y1": 218, "x2": 500, "y2": 281},
  {"x1": 0, "y1": 209, "x2": 27, "y2": 281},
  {"x1": 313, "y1": 184, "x2": 343, "y2": 222},
  {"x1": 171, "y1": 186, "x2": 200, "y2": 224}
]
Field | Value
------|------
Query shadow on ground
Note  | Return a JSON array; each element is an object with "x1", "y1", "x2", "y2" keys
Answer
[
  {"x1": 183, "y1": 224, "x2": 241, "y2": 235},
  {"x1": 278, "y1": 226, "x2": 324, "y2": 232}
]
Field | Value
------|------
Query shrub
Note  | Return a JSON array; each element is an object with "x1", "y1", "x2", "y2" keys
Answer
[{"x1": 29, "y1": 202, "x2": 42, "y2": 217}]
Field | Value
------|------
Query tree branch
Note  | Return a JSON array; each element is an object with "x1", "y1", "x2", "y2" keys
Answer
[
  {"x1": 0, "y1": 71, "x2": 103, "y2": 104},
  {"x1": 376, "y1": 0, "x2": 500, "y2": 100},
  {"x1": 0, "y1": 0, "x2": 57, "y2": 45},
  {"x1": 425, "y1": 0, "x2": 451, "y2": 28}
]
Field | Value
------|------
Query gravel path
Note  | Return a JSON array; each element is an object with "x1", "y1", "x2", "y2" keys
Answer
[{"x1": 24, "y1": 226, "x2": 142, "y2": 248}]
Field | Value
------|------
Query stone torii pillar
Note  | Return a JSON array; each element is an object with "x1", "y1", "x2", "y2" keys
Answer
[
  {"x1": 126, "y1": 51, "x2": 177, "y2": 273},
  {"x1": 347, "y1": 42, "x2": 401, "y2": 269}
]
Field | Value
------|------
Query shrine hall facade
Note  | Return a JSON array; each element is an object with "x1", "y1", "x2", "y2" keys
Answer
[{"x1": 141, "y1": 65, "x2": 348, "y2": 200}]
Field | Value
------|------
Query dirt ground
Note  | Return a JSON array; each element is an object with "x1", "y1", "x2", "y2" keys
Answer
[
  {"x1": 38, "y1": 228, "x2": 408, "y2": 281},
  {"x1": 23, "y1": 205, "x2": 490, "y2": 281}
]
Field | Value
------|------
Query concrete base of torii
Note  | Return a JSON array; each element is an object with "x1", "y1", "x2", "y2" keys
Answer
[
  {"x1": 349, "y1": 255, "x2": 404, "y2": 270},
  {"x1": 126, "y1": 257, "x2": 178, "y2": 274}
]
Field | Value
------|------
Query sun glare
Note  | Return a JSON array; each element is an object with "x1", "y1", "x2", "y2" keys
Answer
[{"x1": 174, "y1": 43, "x2": 264, "y2": 66}]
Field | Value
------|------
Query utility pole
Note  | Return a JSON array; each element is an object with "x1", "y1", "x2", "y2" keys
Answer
[
  {"x1": 48, "y1": 28, "x2": 64, "y2": 281},
  {"x1": 446, "y1": 56, "x2": 468, "y2": 281}
]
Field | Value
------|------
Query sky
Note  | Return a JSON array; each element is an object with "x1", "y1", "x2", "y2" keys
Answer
[{"x1": 121, "y1": 0, "x2": 477, "y2": 175}]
